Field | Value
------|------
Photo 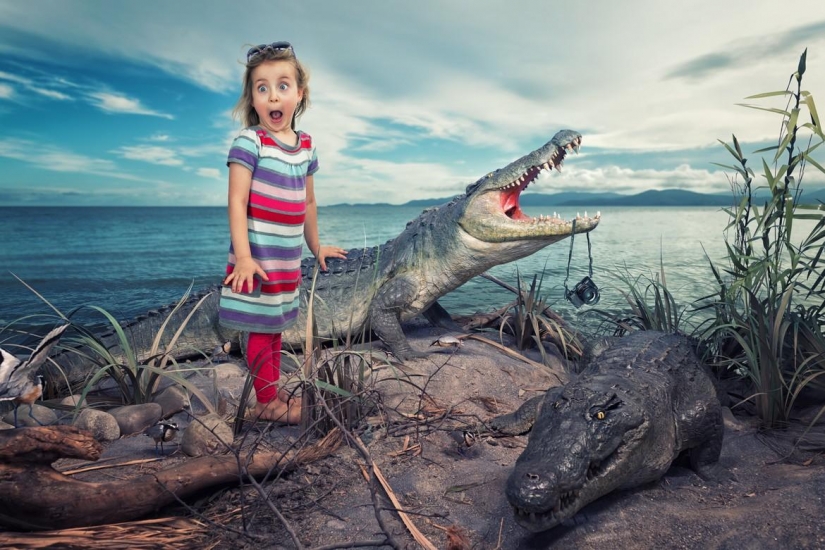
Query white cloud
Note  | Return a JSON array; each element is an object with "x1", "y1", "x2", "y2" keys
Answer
[
  {"x1": 0, "y1": 70, "x2": 29, "y2": 84},
  {"x1": 0, "y1": 138, "x2": 116, "y2": 173},
  {"x1": 0, "y1": 83, "x2": 12, "y2": 99},
  {"x1": 0, "y1": 69, "x2": 74, "y2": 101},
  {"x1": 31, "y1": 87, "x2": 72, "y2": 101},
  {"x1": 114, "y1": 145, "x2": 183, "y2": 166},
  {"x1": 0, "y1": 138, "x2": 156, "y2": 182},
  {"x1": 196, "y1": 167, "x2": 221, "y2": 179},
  {"x1": 87, "y1": 91, "x2": 174, "y2": 119},
  {"x1": 1, "y1": 1, "x2": 824, "y2": 206}
]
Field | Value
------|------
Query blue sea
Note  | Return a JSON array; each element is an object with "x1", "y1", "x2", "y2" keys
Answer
[{"x1": 0, "y1": 205, "x2": 735, "y2": 331}]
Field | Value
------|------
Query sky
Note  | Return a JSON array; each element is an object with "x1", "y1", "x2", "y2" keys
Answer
[{"x1": 0, "y1": 1, "x2": 824, "y2": 207}]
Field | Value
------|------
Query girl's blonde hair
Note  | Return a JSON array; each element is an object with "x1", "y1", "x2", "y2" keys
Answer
[{"x1": 232, "y1": 46, "x2": 310, "y2": 130}]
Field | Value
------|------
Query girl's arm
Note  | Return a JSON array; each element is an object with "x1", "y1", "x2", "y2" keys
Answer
[
  {"x1": 223, "y1": 163, "x2": 268, "y2": 293},
  {"x1": 304, "y1": 175, "x2": 346, "y2": 270}
]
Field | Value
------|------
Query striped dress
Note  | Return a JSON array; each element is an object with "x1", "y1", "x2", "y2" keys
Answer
[{"x1": 218, "y1": 127, "x2": 318, "y2": 333}]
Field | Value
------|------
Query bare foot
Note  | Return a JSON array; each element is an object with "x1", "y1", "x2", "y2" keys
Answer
[
  {"x1": 248, "y1": 397, "x2": 302, "y2": 424},
  {"x1": 278, "y1": 385, "x2": 300, "y2": 403}
]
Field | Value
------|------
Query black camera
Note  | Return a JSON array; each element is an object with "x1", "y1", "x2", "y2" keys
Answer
[{"x1": 566, "y1": 276, "x2": 600, "y2": 308}]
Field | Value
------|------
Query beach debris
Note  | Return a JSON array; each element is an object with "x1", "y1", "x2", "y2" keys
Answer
[{"x1": 430, "y1": 335, "x2": 464, "y2": 349}]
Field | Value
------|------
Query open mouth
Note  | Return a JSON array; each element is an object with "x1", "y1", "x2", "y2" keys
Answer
[
  {"x1": 499, "y1": 136, "x2": 597, "y2": 224},
  {"x1": 269, "y1": 110, "x2": 283, "y2": 122}
]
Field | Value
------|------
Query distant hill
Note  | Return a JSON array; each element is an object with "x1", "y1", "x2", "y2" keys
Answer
[{"x1": 396, "y1": 188, "x2": 825, "y2": 208}]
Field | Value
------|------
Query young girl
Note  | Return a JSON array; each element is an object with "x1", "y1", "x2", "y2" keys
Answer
[{"x1": 220, "y1": 41, "x2": 346, "y2": 424}]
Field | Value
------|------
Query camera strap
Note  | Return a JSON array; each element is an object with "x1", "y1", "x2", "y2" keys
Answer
[{"x1": 563, "y1": 218, "x2": 594, "y2": 296}]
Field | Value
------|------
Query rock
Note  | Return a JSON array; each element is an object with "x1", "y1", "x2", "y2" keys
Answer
[
  {"x1": 73, "y1": 409, "x2": 121, "y2": 441},
  {"x1": 153, "y1": 386, "x2": 190, "y2": 418},
  {"x1": 2, "y1": 404, "x2": 58, "y2": 427},
  {"x1": 59, "y1": 395, "x2": 86, "y2": 408},
  {"x1": 109, "y1": 403, "x2": 163, "y2": 435},
  {"x1": 54, "y1": 395, "x2": 87, "y2": 423},
  {"x1": 181, "y1": 413, "x2": 233, "y2": 457},
  {"x1": 185, "y1": 361, "x2": 250, "y2": 416},
  {"x1": 212, "y1": 362, "x2": 247, "y2": 380}
]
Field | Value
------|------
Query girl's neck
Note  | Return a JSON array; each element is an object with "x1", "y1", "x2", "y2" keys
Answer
[{"x1": 262, "y1": 127, "x2": 299, "y2": 147}]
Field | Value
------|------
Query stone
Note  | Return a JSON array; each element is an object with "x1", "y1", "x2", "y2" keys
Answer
[
  {"x1": 109, "y1": 403, "x2": 163, "y2": 436},
  {"x1": 74, "y1": 408, "x2": 121, "y2": 441},
  {"x1": 2, "y1": 404, "x2": 58, "y2": 427},
  {"x1": 59, "y1": 395, "x2": 86, "y2": 408},
  {"x1": 153, "y1": 386, "x2": 189, "y2": 418},
  {"x1": 212, "y1": 362, "x2": 247, "y2": 380},
  {"x1": 180, "y1": 413, "x2": 233, "y2": 457}
]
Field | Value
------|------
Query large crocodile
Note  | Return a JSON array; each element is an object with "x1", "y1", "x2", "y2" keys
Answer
[
  {"x1": 50, "y1": 129, "x2": 599, "y2": 385},
  {"x1": 490, "y1": 330, "x2": 725, "y2": 532},
  {"x1": 284, "y1": 129, "x2": 599, "y2": 360}
]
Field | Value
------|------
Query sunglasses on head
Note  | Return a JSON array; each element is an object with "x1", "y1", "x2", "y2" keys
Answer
[{"x1": 247, "y1": 41, "x2": 294, "y2": 62}]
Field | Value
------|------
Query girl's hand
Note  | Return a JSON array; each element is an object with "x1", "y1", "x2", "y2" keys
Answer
[
  {"x1": 224, "y1": 256, "x2": 269, "y2": 293},
  {"x1": 316, "y1": 245, "x2": 347, "y2": 271}
]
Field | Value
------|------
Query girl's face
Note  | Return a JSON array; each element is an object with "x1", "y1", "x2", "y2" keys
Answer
[{"x1": 250, "y1": 60, "x2": 304, "y2": 139}]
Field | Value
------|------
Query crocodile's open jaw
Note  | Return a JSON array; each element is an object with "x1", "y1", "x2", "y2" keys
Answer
[
  {"x1": 499, "y1": 139, "x2": 575, "y2": 223},
  {"x1": 460, "y1": 130, "x2": 599, "y2": 243}
]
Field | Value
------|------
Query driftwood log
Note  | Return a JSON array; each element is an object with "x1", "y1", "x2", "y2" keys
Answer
[{"x1": 0, "y1": 425, "x2": 341, "y2": 531}]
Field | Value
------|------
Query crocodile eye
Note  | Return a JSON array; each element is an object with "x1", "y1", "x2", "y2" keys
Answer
[{"x1": 594, "y1": 411, "x2": 606, "y2": 420}]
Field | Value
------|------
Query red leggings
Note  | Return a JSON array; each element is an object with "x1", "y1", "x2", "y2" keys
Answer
[{"x1": 246, "y1": 332, "x2": 282, "y2": 404}]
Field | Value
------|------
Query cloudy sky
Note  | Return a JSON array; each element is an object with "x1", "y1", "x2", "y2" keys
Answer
[{"x1": 0, "y1": 1, "x2": 823, "y2": 206}]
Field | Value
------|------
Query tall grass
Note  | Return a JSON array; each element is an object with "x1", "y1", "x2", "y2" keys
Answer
[
  {"x1": 696, "y1": 50, "x2": 825, "y2": 427},
  {"x1": 8, "y1": 276, "x2": 215, "y2": 413},
  {"x1": 498, "y1": 269, "x2": 584, "y2": 365},
  {"x1": 587, "y1": 261, "x2": 688, "y2": 337}
]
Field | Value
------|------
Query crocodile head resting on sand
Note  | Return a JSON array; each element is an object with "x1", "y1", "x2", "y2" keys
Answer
[{"x1": 490, "y1": 331, "x2": 726, "y2": 532}]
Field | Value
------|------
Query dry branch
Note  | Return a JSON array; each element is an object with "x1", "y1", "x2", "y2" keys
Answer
[
  {"x1": 0, "y1": 425, "x2": 341, "y2": 531},
  {"x1": 0, "y1": 517, "x2": 210, "y2": 550}
]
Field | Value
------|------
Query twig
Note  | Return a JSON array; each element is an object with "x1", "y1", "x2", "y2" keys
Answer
[
  {"x1": 370, "y1": 463, "x2": 438, "y2": 550},
  {"x1": 60, "y1": 457, "x2": 164, "y2": 475},
  {"x1": 313, "y1": 387, "x2": 400, "y2": 550},
  {"x1": 245, "y1": 472, "x2": 304, "y2": 550},
  {"x1": 152, "y1": 474, "x2": 261, "y2": 541},
  {"x1": 463, "y1": 334, "x2": 566, "y2": 383},
  {"x1": 494, "y1": 517, "x2": 504, "y2": 550},
  {"x1": 307, "y1": 540, "x2": 394, "y2": 550}
]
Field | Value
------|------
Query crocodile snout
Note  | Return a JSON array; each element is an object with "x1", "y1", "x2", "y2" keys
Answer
[{"x1": 506, "y1": 465, "x2": 557, "y2": 509}]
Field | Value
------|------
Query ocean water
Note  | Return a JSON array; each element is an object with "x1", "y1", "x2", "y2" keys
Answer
[{"x1": 0, "y1": 205, "x2": 734, "y2": 330}]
